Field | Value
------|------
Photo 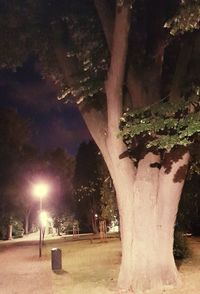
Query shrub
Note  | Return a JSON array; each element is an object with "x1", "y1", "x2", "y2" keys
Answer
[
  {"x1": 173, "y1": 231, "x2": 191, "y2": 259},
  {"x1": 12, "y1": 220, "x2": 24, "y2": 238}
]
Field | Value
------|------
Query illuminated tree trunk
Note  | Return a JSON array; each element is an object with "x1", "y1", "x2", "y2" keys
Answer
[
  {"x1": 115, "y1": 149, "x2": 189, "y2": 293},
  {"x1": 24, "y1": 208, "x2": 31, "y2": 235},
  {"x1": 82, "y1": 4, "x2": 189, "y2": 292},
  {"x1": 25, "y1": 215, "x2": 29, "y2": 235},
  {"x1": 7, "y1": 224, "x2": 12, "y2": 240},
  {"x1": 54, "y1": 2, "x2": 191, "y2": 292},
  {"x1": 156, "y1": 149, "x2": 190, "y2": 287},
  {"x1": 105, "y1": 153, "x2": 189, "y2": 293}
]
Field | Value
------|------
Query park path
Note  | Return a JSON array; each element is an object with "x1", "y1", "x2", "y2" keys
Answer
[{"x1": 0, "y1": 235, "x2": 54, "y2": 294}]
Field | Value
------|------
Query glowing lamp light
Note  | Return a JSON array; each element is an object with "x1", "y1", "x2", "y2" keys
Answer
[
  {"x1": 33, "y1": 182, "x2": 50, "y2": 198},
  {"x1": 32, "y1": 180, "x2": 50, "y2": 258}
]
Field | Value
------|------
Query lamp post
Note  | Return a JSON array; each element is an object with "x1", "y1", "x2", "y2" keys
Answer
[
  {"x1": 33, "y1": 182, "x2": 49, "y2": 257},
  {"x1": 40, "y1": 210, "x2": 48, "y2": 243}
]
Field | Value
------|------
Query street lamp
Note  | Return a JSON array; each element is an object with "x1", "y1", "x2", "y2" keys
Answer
[
  {"x1": 40, "y1": 210, "x2": 48, "y2": 243},
  {"x1": 32, "y1": 182, "x2": 50, "y2": 257}
]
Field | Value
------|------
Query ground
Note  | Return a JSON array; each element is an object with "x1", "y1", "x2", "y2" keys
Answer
[{"x1": 0, "y1": 233, "x2": 199, "y2": 293}]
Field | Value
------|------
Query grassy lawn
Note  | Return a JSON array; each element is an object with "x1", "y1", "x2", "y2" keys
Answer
[
  {"x1": 44, "y1": 236, "x2": 200, "y2": 294},
  {"x1": 45, "y1": 236, "x2": 120, "y2": 294}
]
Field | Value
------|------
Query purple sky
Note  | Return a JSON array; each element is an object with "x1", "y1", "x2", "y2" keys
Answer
[{"x1": 0, "y1": 59, "x2": 91, "y2": 155}]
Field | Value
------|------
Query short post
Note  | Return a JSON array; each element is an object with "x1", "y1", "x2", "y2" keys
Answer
[
  {"x1": 99, "y1": 220, "x2": 107, "y2": 242},
  {"x1": 72, "y1": 222, "x2": 79, "y2": 239},
  {"x1": 51, "y1": 248, "x2": 62, "y2": 271}
]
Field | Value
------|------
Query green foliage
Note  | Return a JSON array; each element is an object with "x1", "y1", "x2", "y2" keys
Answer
[
  {"x1": 100, "y1": 177, "x2": 118, "y2": 224},
  {"x1": 0, "y1": 109, "x2": 30, "y2": 231},
  {"x1": 0, "y1": 0, "x2": 109, "y2": 107},
  {"x1": 0, "y1": 0, "x2": 198, "y2": 111},
  {"x1": 73, "y1": 141, "x2": 118, "y2": 231},
  {"x1": 52, "y1": 212, "x2": 76, "y2": 234},
  {"x1": 12, "y1": 219, "x2": 24, "y2": 239},
  {"x1": 32, "y1": 148, "x2": 75, "y2": 220},
  {"x1": 117, "y1": 0, "x2": 133, "y2": 8},
  {"x1": 73, "y1": 141, "x2": 102, "y2": 231},
  {"x1": 165, "y1": 0, "x2": 200, "y2": 35},
  {"x1": 58, "y1": 1, "x2": 108, "y2": 105},
  {"x1": 173, "y1": 231, "x2": 190, "y2": 259},
  {"x1": 0, "y1": 109, "x2": 74, "y2": 235},
  {"x1": 119, "y1": 87, "x2": 200, "y2": 152},
  {"x1": 176, "y1": 174, "x2": 200, "y2": 234}
]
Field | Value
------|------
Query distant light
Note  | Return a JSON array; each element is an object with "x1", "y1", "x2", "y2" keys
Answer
[
  {"x1": 40, "y1": 211, "x2": 48, "y2": 227},
  {"x1": 33, "y1": 182, "x2": 50, "y2": 198},
  {"x1": 95, "y1": 214, "x2": 98, "y2": 218}
]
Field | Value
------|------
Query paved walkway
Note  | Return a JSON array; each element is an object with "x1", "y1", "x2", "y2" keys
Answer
[
  {"x1": 0, "y1": 232, "x2": 99, "y2": 294},
  {"x1": 0, "y1": 233, "x2": 62, "y2": 294}
]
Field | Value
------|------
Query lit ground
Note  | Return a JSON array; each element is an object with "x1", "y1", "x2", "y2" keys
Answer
[{"x1": 0, "y1": 233, "x2": 199, "y2": 293}]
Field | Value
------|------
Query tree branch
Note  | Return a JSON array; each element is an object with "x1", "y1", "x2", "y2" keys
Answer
[
  {"x1": 94, "y1": 0, "x2": 152, "y2": 108},
  {"x1": 79, "y1": 105, "x2": 108, "y2": 152},
  {"x1": 105, "y1": 4, "x2": 130, "y2": 133},
  {"x1": 169, "y1": 37, "x2": 193, "y2": 102},
  {"x1": 94, "y1": 0, "x2": 114, "y2": 51},
  {"x1": 51, "y1": 23, "x2": 112, "y2": 165}
]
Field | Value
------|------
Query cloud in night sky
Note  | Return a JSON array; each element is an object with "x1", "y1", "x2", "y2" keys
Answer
[{"x1": 0, "y1": 60, "x2": 91, "y2": 155}]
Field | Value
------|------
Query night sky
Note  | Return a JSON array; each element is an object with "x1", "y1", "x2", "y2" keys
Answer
[{"x1": 0, "y1": 59, "x2": 91, "y2": 155}]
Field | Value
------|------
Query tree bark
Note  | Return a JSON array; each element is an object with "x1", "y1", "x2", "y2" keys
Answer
[
  {"x1": 7, "y1": 224, "x2": 12, "y2": 240},
  {"x1": 157, "y1": 148, "x2": 190, "y2": 287},
  {"x1": 94, "y1": 0, "x2": 147, "y2": 107},
  {"x1": 118, "y1": 153, "x2": 161, "y2": 292},
  {"x1": 116, "y1": 148, "x2": 189, "y2": 293},
  {"x1": 24, "y1": 209, "x2": 31, "y2": 235}
]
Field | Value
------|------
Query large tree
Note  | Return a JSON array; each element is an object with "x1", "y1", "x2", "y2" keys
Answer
[
  {"x1": 73, "y1": 141, "x2": 102, "y2": 233},
  {"x1": 19, "y1": 146, "x2": 74, "y2": 233},
  {"x1": 0, "y1": 108, "x2": 30, "y2": 238},
  {"x1": 0, "y1": 0, "x2": 200, "y2": 292},
  {"x1": 73, "y1": 140, "x2": 117, "y2": 232},
  {"x1": 43, "y1": 147, "x2": 75, "y2": 229}
]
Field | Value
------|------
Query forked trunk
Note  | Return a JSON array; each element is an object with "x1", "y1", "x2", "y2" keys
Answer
[
  {"x1": 83, "y1": 104, "x2": 190, "y2": 292},
  {"x1": 80, "y1": 4, "x2": 190, "y2": 290},
  {"x1": 116, "y1": 149, "x2": 189, "y2": 293}
]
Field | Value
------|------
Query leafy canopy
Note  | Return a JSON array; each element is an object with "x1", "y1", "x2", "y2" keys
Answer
[{"x1": 119, "y1": 87, "x2": 200, "y2": 151}]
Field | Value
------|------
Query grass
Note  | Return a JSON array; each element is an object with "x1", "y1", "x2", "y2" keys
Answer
[
  {"x1": 43, "y1": 236, "x2": 200, "y2": 294},
  {"x1": 44, "y1": 236, "x2": 120, "y2": 294}
]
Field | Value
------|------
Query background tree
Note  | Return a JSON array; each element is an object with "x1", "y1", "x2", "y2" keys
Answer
[
  {"x1": 15, "y1": 146, "x2": 74, "y2": 236},
  {"x1": 100, "y1": 172, "x2": 118, "y2": 227},
  {"x1": 176, "y1": 173, "x2": 200, "y2": 234},
  {"x1": 16, "y1": 145, "x2": 39, "y2": 235},
  {"x1": 0, "y1": 0, "x2": 200, "y2": 292},
  {"x1": 74, "y1": 140, "x2": 118, "y2": 232},
  {"x1": 0, "y1": 108, "x2": 29, "y2": 238},
  {"x1": 73, "y1": 141, "x2": 102, "y2": 233},
  {"x1": 43, "y1": 148, "x2": 75, "y2": 234}
]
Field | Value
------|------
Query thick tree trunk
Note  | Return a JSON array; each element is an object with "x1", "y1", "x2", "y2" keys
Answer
[
  {"x1": 157, "y1": 148, "x2": 190, "y2": 287},
  {"x1": 117, "y1": 153, "x2": 161, "y2": 292},
  {"x1": 116, "y1": 149, "x2": 189, "y2": 293}
]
